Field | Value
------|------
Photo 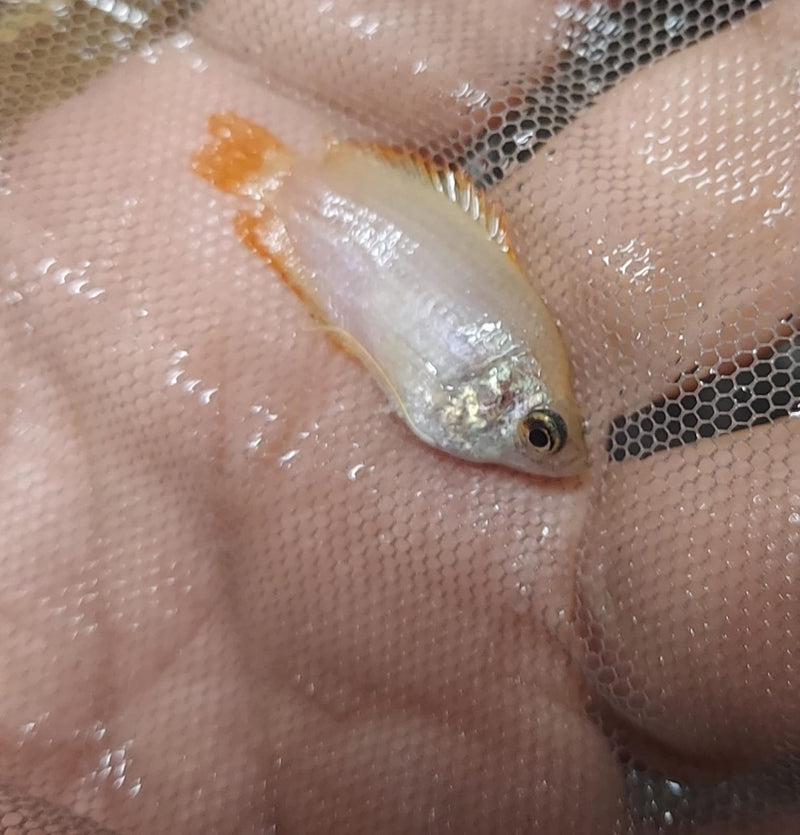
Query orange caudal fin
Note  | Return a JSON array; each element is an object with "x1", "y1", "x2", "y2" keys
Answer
[{"x1": 191, "y1": 112, "x2": 293, "y2": 197}]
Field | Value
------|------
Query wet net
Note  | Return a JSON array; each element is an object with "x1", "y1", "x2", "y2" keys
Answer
[{"x1": 0, "y1": 0, "x2": 797, "y2": 832}]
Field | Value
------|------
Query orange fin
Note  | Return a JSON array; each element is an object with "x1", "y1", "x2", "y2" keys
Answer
[
  {"x1": 233, "y1": 207, "x2": 306, "y2": 299},
  {"x1": 191, "y1": 111, "x2": 292, "y2": 197},
  {"x1": 234, "y1": 207, "x2": 329, "y2": 325},
  {"x1": 326, "y1": 142, "x2": 515, "y2": 256}
]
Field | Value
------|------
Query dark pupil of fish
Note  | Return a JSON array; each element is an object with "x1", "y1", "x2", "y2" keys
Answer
[{"x1": 528, "y1": 423, "x2": 552, "y2": 450}]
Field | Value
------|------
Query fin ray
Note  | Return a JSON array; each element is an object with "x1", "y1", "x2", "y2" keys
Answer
[{"x1": 326, "y1": 142, "x2": 515, "y2": 257}]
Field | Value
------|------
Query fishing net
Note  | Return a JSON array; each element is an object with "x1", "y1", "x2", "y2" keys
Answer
[{"x1": 0, "y1": 0, "x2": 797, "y2": 832}]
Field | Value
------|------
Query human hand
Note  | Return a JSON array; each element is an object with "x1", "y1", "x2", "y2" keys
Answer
[{"x1": 0, "y1": 1, "x2": 797, "y2": 832}]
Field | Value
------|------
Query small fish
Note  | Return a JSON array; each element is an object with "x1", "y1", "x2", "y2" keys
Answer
[{"x1": 193, "y1": 112, "x2": 589, "y2": 477}]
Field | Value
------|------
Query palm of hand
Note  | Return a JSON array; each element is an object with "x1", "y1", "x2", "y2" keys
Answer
[{"x1": 0, "y1": 1, "x2": 798, "y2": 832}]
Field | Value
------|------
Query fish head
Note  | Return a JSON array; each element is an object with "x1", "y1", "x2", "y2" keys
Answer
[{"x1": 429, "y1": 353, "x2": 589, "y2": 478}]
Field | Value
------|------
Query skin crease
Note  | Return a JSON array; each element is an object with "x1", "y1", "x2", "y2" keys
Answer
[{"x1": 0, "y1": 1, "x2": 798, "y2": 833}]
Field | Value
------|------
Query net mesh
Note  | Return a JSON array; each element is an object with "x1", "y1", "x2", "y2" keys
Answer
[{"x1": 0, "y1": 0, "x2": 798, "y2": 832}]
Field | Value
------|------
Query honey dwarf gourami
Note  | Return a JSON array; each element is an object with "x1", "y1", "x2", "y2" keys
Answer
[{"x1": 193, "y1": 112, "x2": 589, "y2": 478}]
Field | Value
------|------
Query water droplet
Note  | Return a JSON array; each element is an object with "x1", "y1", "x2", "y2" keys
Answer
[
  {"x1": 347, "y1": 462, "x2": 365, "y2": 481},
  {"x1": 68, "y1": 278, "x2": 89, "y2": 294},
  {"x1": 665, "y1": 779, "x2": 683, "y2": 796},
  {"x1": 35, "y1": 256, "x2": 57, "y2": 276},
  {"x1": 199, "y1": 387, "x2": 218, "y2": 405},
  {"x1": 19, "y1": 721, "x2": 36, "y2": 737},
  {"x1": 346, "y1": 13, "x2": 379, "y2": 37},
  {"x1": 171, "y1": 32, "x2": 193, "y2": 49},
  {"x1": 278, "y1": 449, "x2": 299, "y2": 467}
]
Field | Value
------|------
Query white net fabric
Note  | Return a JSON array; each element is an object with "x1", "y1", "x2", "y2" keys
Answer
[{"x1": 0, "y1": 0, "x2": 798, "y2": 832}]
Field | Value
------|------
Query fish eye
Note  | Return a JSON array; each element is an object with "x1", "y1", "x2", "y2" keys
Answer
[{"x1": 521, "y1": 408, "x2": 567, "y2": 454}]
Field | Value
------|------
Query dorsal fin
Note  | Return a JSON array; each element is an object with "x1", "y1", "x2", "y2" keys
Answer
[{"x1": 337, "y1": 143, "x2": 515, "y2": 256}]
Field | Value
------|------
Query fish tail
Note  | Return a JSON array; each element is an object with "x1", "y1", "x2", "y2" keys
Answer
[{"x1": 191, "y1": 111, "x2": 293, "y2": 197}]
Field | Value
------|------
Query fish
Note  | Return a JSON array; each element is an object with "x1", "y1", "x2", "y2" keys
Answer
[{"x1": 192, "y1": 112, "x2": 589, "y2": 478}]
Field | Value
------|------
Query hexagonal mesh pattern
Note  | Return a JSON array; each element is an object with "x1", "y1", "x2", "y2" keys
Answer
[
  {"x1": 0, "y1": 0, "x2": 202, "y2": 132},
  {"x1": 609, "y1": 315, "x2": 800, "y2": 462},
  {"x1": 0, "y1": 1, "x2": 798, "y2": 834},
  {"x1": 455, "y1": 0, "x2": 769, "y2": 187}
]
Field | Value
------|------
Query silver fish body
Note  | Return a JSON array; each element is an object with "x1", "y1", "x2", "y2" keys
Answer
[{"x1": 194, "y1": 114, "x2": 589, "y2": 477}]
